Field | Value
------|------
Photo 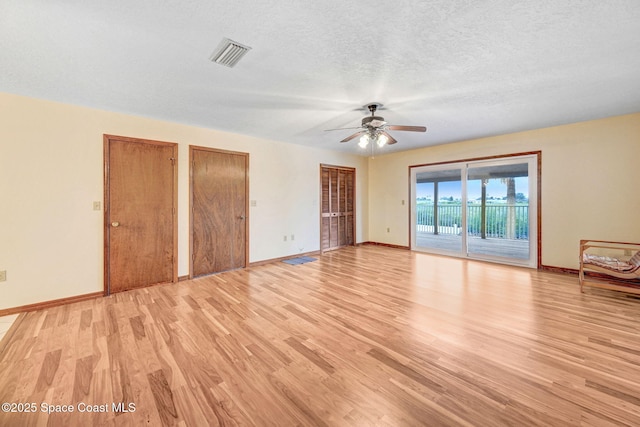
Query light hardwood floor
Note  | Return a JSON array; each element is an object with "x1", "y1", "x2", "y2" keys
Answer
[
  {"x1": 0, "y1": 314, "x2": 18, "y2": 343},
  {"x1": 1, "y1": 245, "x2": 640, "y2": 426}
]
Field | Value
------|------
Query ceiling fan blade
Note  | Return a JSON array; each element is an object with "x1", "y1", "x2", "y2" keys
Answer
[
  {"x1": 387, "y1": 125, "x2": 427, "y2": 132},
  {"x1": 340, "y1": 131, "x2": 365, "y2": 143},
  {"x1": 380, "y1": 131, "x2": 397, "y2": 145},
  {"x1": 324, "y1": 126, "x2": 362, "y2": 132}
]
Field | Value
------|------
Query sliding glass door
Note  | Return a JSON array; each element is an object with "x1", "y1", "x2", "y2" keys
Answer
[{"x1": 411, "y1": 154, "x2": 538, "y2": 267}]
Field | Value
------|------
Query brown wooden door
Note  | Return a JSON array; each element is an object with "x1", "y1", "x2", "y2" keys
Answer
[
  {"x1": 321, "y1": 165, "x2": 355, "y2": 251},
  {"x1": 190, "y1": 146, "x2": 248, "y2": 277},
  {"x1": 104, "y1": 135, "x2": 178, "y2": 294}
]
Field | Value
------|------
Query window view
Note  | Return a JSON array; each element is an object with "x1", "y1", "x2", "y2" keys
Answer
[
  {"x1": 411, "y1": 155, "x2": 538, "y2": 267},
  {"x1": 467, "y1": 164, "x2": 529, "y2": 259},
  {"x1": 415, "y1": 169, "x2": 463, "y2": 253}
]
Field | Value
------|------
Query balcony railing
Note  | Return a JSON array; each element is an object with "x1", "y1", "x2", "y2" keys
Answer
[{"x1": 416, "y1": 204, "x2": 529, "y2": 240}]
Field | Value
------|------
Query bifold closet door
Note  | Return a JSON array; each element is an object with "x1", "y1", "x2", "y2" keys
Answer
[{"x1": 321, "y1": 165, "x2": 355, "y2": 252}]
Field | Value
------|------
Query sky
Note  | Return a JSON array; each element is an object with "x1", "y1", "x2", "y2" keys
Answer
[{"x1": 417, "y1": 177, "x2": 529, "y2": 200}]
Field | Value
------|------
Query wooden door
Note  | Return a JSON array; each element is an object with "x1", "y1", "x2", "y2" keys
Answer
[
  {"x1": 190, "y1": 146, "x2": 249, "y2": 277},
  {"x1": 321, "y1": 165, "x2": 355, "y2": 251},
  {"x1": 104, "y1": 135, "x2": 178, "y2": 294}
]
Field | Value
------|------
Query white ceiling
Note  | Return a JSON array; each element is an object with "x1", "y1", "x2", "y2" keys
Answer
[{"x1": 2, "y1": 0, "x2": 640, "y2": 155}]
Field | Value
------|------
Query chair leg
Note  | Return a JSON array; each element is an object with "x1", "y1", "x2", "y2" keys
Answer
[
  {"x1": 579, "y1": 245, "x2": 585, "y2": 293},
  {"x1": 579, "y1": 271, "x2": 584, "y2": 293}
]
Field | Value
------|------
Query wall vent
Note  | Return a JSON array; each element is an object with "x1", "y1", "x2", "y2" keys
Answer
[{"x1": 210, "y1": 38, "x2": 251, "y2": 68}]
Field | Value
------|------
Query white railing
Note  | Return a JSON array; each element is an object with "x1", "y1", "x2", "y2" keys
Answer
[{"x1": 416, "y1": 204, "x2": 529, "y2": 239}]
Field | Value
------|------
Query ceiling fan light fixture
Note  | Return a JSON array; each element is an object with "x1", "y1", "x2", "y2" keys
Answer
[
  {"x1": 326, "y1": 102, "x2": 427, "y2": 149},
  {"x1": 358, "y1": 134, "x2": 370, "y2": 148}
]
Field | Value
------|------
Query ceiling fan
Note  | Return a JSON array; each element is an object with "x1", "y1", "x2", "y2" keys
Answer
[{"x1": 326, "y1": 103, "x2": 427, "y2": 148}]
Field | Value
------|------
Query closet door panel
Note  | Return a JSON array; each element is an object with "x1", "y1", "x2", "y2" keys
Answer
[{"x1": 321, "y1": 165, "x2": 355, "y2": 252}]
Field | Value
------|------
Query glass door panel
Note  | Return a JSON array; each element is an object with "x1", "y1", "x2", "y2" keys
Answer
[
  {"x1": 466, "y1": 161, "x2": 530, "y2": 261},
  {"x1": 414, "y1": 168, "x2": 464, "y2": 254}
]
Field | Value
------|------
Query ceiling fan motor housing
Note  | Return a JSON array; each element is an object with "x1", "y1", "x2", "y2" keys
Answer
[{"x1": 362, "y1": 116, "x2": 386, "y2": 128}]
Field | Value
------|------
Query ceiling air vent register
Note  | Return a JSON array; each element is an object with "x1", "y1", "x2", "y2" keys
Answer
[{"x1": 210, "y1": 38, "x2": 251, "y2": 68}]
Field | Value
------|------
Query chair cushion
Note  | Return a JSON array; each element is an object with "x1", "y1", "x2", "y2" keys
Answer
[{"x1": 583, "y1": 252, "x2": 640, "y2": 273}]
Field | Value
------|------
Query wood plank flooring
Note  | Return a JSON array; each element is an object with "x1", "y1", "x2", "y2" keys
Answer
[{"x1": 1, "y1": 245, "x2": 640, "y2": 426}]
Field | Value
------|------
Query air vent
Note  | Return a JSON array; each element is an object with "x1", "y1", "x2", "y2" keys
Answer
[{"x1": 210, "y1": 38, "x2": 251, "y2": 68}]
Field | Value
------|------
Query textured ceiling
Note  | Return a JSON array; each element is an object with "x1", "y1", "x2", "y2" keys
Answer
[{"x1": 2, "y1": 0, "x2": 640, "y2": 155}]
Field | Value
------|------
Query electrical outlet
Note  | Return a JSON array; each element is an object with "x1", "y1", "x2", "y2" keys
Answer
[
  {"x1": 387, "y1": 227, "x2": 390, "y2": 233},
  {"x1": 283, "y1": 235, "x2": 287, "y2": 242},
  {"x1": 0, "y1": 270, "x2": 6, "y2": 282},
  {"x1": 93, "y1": 201, "x2": 101, "y2": 211},
  {"x1": 291, "y1": 234, "x2": 295, "y2": 241},
  {"x1": 250, "y1": 200, "x2": 257, "y2": 207}
]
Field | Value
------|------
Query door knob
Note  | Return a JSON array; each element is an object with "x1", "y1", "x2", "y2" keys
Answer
[
  {"x1": 238, "y1": 215, "x2": 246, "y2": 220},
  {"x1": 111, "y1": 221, "x2": 120, "y2": 227}
]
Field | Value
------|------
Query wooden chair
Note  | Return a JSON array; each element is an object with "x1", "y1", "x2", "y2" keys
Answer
[{"x1": 579, "y1": 240, "x2": 640, "y2": 294}]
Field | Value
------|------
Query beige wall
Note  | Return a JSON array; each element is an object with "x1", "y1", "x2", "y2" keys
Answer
[
  {"x1": 368, "y1": 113, "x2": 640, "y2": 269},
  {"x1": 1, "y1": 90, "x2": 638, "y2": 310},
  {"x1": 0, "y1": 92, "x2": 368, "y2": 310}
]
